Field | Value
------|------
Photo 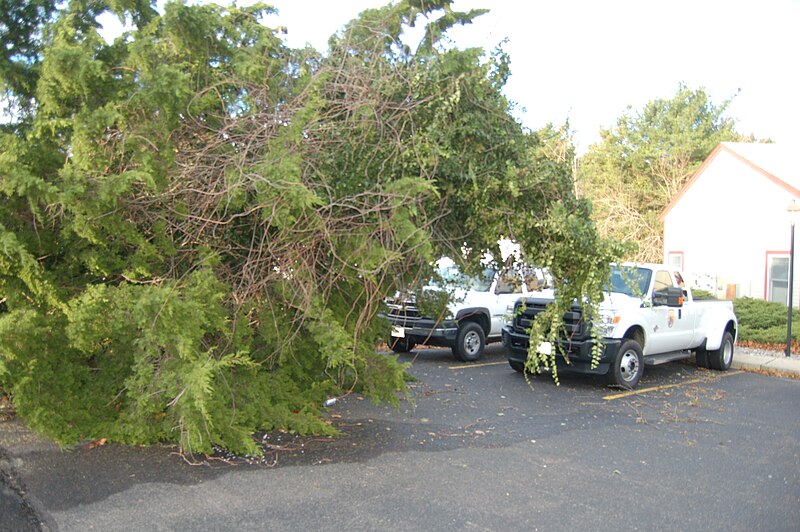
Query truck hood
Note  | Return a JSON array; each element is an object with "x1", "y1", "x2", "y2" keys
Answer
[
  {"x1": 601, "y1": 291, "x2": 644, "y2": 312},
  {"x1": 416, "y1": 285, "x2": 470, "y2": 318}
]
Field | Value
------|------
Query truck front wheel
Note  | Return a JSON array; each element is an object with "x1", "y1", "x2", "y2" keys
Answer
[
  {"x1": 607, "y1": 339, "x2": 644, "y2": 388},
  {"x1": 389, "y1": 336, "x2": 415, "y2": 353},
  {"x1": 509, "y1": 360, "x2": 525, "y2": 373},
  {"x1": 708, "y1": 331, "x2": 734, "y2": 371},
  {"x1": 509, "y1": 359, "x2": 540, "y2": 375},
  {"x1": 452, "y1": 322, "x2": 485, "y2": 362}
]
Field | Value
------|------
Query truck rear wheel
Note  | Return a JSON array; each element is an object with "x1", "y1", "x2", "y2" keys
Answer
[
  {"x1": 452, "y1": 322, "x2": 485, "y2": 362},
  {"x1": 607, "y1": 339, "x2": 644, "y2": 388},
  {"x1": 708, "y1": 331, "x2": 734, "y2": 371}
]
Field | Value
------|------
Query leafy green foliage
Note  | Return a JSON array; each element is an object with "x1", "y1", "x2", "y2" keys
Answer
[
  {"x1": 0, "y1": 0, "x2": 58, "y2": 117},
  {"x1": 414, "y1": 287, "x2": 453, "y2": 324},
  {"x1": 0, "y1": 0, "x2": 618, "y2": 453},
  {"x1": 520, "y1": 200, "x2": 627, "y2": 382}
]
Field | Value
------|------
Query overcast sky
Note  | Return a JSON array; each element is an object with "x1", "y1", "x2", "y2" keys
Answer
[
  {"x1": 102, "y1": 0, "x2": 800, "y2": 153},
  {"x1": 262, "y1": 0, "x2": 800, "y2": 153}
]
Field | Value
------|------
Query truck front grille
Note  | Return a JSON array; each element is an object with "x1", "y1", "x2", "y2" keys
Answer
[
  {"x1": 512, "y1": 298, "x2": 588, "y2": 341},
  {"x1": 385, "y1": 299, "x2": 425, "y2": 327}
]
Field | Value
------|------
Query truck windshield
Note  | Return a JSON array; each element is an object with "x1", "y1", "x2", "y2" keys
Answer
[
  {"x1": 433, "y1": 265, "x2": 495, "y2": 292},
  {"x1": 606, "y1": 266, "x2": 651, "y2": 297}
]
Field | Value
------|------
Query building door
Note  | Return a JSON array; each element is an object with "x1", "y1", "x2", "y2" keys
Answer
[{"x1": 768, "y1": 255, "x2": 789, "y2": 304}]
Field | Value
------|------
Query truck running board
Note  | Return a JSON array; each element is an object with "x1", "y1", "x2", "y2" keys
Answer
[{"x1": 645, "y1": 351, "x2": 692, "y2": 366}]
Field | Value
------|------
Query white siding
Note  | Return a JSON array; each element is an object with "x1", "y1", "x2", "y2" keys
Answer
[{"x1": 663, "y1": 149, "x2": 799, "y2": 303}]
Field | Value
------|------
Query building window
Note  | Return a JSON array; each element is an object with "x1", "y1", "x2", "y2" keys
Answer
[
  {"x1": 668, "y1": 252, "x2": 684, "y2": 271},
  {"x1": 768, "y1": 255, "x2": 790, "y2": 304}
]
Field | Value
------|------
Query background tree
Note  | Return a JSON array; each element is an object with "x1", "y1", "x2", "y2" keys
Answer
[
  {"x1": 0, "y1": 0, "x2": 618, "y2": 455},
  {"x1": 576, "y1": 84, "x2": 745, "y2": 262},
  {"x1": 0, "y1": 0, "x2": 58, "y2": 118}
]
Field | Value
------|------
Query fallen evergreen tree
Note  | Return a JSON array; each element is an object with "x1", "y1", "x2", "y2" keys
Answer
[{"x1": 0, "y1": 0, "x2": 620, "y2": 455}]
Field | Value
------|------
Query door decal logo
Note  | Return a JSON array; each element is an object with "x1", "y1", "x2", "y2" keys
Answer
[{"x1": 668, "y1": 310, "x2": 675, "y2": 328}]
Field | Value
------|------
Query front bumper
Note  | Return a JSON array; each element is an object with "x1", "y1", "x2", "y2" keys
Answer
[
  {"x1": 502, "y1": 326, "x2": 621, "y2": 375},
  {"x1": 384, "y1": 315, "x2": 459, "y2": 347}
]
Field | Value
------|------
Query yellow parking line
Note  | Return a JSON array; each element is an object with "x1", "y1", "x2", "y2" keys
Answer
[
  {"x1": 449, "y1": 361, "x2": 508, "y2": 370},
  {"x1": 603, "y1": 370, "x2": 744, "y2": 400}
]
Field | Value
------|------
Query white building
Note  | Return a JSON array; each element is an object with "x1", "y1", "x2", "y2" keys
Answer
[{"x1": 660, "y1": 142, "x2": 800, "y2": 304}]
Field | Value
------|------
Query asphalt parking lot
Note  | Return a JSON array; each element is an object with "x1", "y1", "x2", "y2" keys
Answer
[{"x1": 2, "y1": 344, "x2": 799, "y2": 531}]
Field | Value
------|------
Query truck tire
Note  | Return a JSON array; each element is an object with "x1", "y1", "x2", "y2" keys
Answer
[
  {"x1": 509, "y1": 360, "x2": 525, "y2": 373},
  {"x1": 509, "y1": 359, "x2": 539, "y2": 374},
  {"x1": 389, "y1": 336, "x2": 415, "y2": 353},
  {"x1": 708, "y1": 331, "x2": 734, "y2": 371},
  {"x1": 606, "y1": 339, "x2": 644, "y2": 388},
  {"x1": 452, "y1": 322, "x2": 485, "y2": 362}
]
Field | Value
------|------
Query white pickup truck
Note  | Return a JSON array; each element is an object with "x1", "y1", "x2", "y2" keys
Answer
[
  {"x1": 502, "y1": 263, "x2": 738, "y2": 388},
  {"x1": 385, "y1": 260, "x2": 550, "y2": 362}
]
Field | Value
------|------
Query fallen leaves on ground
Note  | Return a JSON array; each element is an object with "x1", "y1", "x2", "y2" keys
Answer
[{"x1": 85, "y1": 438, "x2": 107, "y2": 450}]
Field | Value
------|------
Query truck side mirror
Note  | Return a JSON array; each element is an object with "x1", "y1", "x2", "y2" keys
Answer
[{"x1": 652, "y1": 286, "x2": 683, "y2": 307}]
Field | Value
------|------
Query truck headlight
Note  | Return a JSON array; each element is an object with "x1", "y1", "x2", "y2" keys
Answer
[
  {"x1": 503, "y1": 304, "x2": 515, "y2": 325},
  {"x1": 595, "y1": 313, "x2": 620, "y2": 337}
]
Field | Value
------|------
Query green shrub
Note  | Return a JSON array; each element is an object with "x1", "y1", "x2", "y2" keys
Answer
[
  {"x1": 691, "y1": 289, "x2": 715, "y2": 300},
  {"x1": 734, "y1": 297, "x2": 800, "y2": 344}
]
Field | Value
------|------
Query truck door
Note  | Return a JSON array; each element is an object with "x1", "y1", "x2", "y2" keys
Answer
[
  {"x1": 671, "y1": 270, "x2": 699, "y2": 347},
  {"x1": 490, "y1": 269, "x2": 525, "y2": 336},
  {"x1": 645, "y1": 270, "x2": 695, "y2": 355}
]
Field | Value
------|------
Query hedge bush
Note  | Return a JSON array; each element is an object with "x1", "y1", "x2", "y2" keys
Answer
[{"x1": 734, "y1": 297, "x2": 800, "y2": 345}]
